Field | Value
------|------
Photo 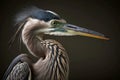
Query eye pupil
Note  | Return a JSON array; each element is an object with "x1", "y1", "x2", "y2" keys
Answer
[{"x1": 53, "y1": 21, "x2": 57, "y2": 25}]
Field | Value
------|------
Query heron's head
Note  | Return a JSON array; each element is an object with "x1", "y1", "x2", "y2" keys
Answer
[{"x1": 16, "y1": 7, "x2": 109, "y2": 41}]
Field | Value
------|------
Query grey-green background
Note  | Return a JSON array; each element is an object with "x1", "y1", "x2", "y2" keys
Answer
[{"x1": 0, "y1": 0, "x2": 119, "y2": 80}]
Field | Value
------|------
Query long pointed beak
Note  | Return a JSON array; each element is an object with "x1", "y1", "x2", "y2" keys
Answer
[{"x1": 64, "y1": 24, "x2": 109, "y2": 40}]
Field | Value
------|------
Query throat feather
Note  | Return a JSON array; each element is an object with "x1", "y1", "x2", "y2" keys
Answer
[{"x1": 33, "y1": 39, "x2": 69, "y2": 80}]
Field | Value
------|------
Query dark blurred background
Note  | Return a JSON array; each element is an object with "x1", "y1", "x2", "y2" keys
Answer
[{"x1": 0, "y1": 0, "x2": 120, "y2": 80}]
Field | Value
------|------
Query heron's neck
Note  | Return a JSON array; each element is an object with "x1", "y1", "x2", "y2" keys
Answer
[
  {"x1": 22, "y1": 26, "x2": 45, "y2": 58},
  {"x1": 22, "y1": 23, "x2": 69, "y2": 79}
]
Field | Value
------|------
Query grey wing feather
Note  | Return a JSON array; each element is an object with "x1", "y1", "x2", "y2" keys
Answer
[
  {"x1": 2, "y1": 54, "x2": 31, "y2": 80},
  {"x1": 6, "y1": 62, "x2": 31, "y2": 80}
]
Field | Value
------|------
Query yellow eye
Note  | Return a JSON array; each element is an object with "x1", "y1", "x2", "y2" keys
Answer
[
  {"x1": 51, "y1": 20, "x2": 61, "y2": 27},
  {"x1": 51, "y1": 20, "x2": 58, "y2": 25}
]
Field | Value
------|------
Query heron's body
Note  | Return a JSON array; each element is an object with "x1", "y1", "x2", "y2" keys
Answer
[
  {"x1": 3, "y1": 6, "x2": 108, "y2": 80},
  {"x1": 4, "y1": 39, "x2": 69, "y2": 80}
]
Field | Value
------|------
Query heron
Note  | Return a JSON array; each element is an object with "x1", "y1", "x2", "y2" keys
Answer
[{"x1": 2, "y1": 6, "x2": 109, "y2": 80}]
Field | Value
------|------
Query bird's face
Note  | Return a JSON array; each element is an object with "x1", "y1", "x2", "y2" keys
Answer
[
  {"x1": 35, "y1": 18, "x2": 109, "y2": 40},
  {"x1": 20, "y1": 8, "x2": 108, "y2": 40}
]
